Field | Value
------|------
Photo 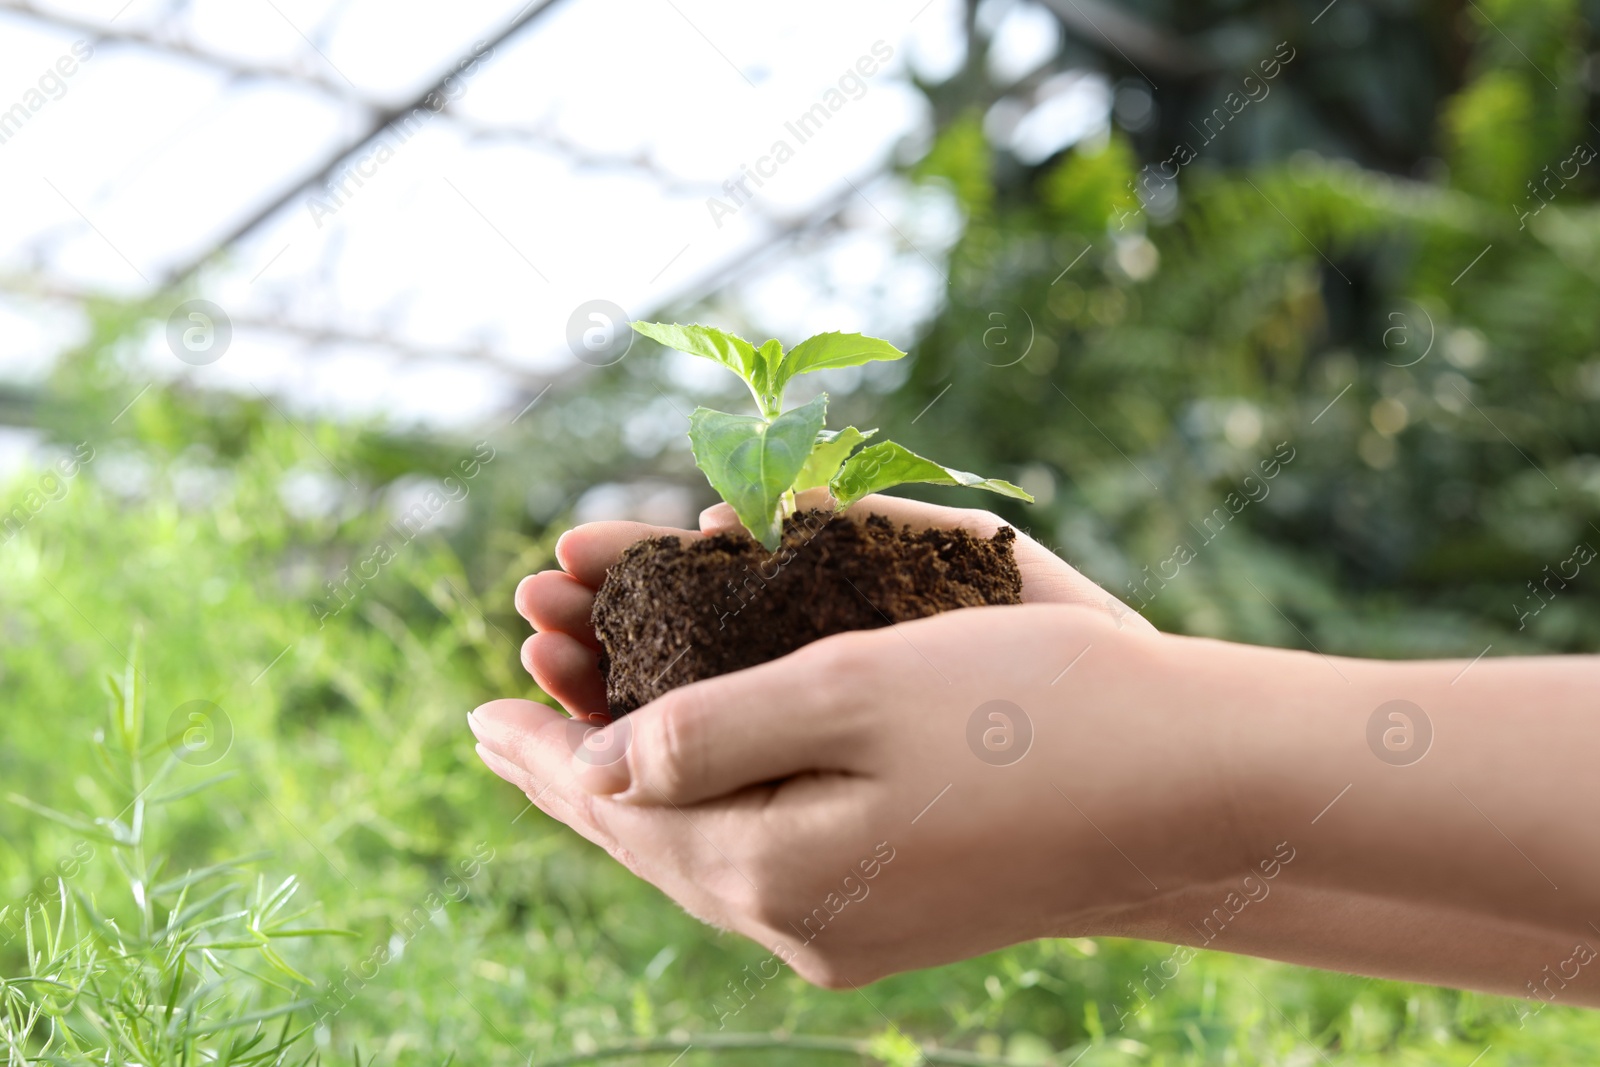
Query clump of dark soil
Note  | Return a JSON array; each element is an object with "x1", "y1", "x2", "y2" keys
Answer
[{"x1": 591, "y1": 509, "x2": 1022, "y2": 716}]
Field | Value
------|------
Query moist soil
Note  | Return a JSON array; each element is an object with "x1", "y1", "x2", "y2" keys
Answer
[{"x1": 592, "y1": 509, "x2": 1022, "y2": 716}]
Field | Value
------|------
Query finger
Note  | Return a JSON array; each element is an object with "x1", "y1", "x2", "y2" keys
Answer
[
  {"x1": 470, "y1": 699, "x2": 733, "y2": 924},
  {"x1": 521, "y1": 632, "x2": 610, "y2": 718},
  {"x1": 570, "y1": 637, "x2": 875, "y2": 805},
  {"x1": 475, "y1": 745, "x2": 574, "y2": 824},
  {"x1": 555, "y1": 521, "x2": 703, "y2": 588},
  {"x1": 516, "y1": 571, "x2": 599, "y2": 648},
  {"x1": 476, "y1": 741, "x2": 622, "y2": 862},
  {"x1": 472, "y1": 721, "x2": 654, "y2": 876},
  {"x1": 468, "y1": 698, "x2": 610, "y2": 843}
]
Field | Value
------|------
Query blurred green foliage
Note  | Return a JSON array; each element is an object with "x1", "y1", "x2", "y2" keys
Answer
[
  {"x1": 3, "y1": 0, "x2": 1599, "y2": 1062},
  {"x1": 893, "y1": 0, "x2": 1600, "y2": 656}
]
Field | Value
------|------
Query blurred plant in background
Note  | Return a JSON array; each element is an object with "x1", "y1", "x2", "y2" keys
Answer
[
  {"x1": 1, "y1": 647, "x2": 343, "y2": 1064},
  {"x1": 3, "y1": 0, "x2": 1600, "y2": 1063},
  {"x1": 886, "y1": 0, "x2": 1600, "y2": 657}
]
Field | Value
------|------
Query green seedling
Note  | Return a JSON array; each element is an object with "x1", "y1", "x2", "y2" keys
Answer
[{"x1": 630, "y1": 322, "x2": 1033, "y2": 550}]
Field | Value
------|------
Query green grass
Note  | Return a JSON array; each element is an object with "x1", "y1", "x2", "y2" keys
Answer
[{"x1": 2, "y1": 404, "x2": 1597, "y2": 1066}]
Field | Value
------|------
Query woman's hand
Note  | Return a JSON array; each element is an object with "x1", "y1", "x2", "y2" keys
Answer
[
  {"x1": 480, "y1": 493, "x2": 1174, "y2": 986},
  {"x1": 470, "y1": 601, "x2": 1215, "y2": 987},
  {"x1": 480, "y1": 493, "x2": 1600, "y2": 1001}
]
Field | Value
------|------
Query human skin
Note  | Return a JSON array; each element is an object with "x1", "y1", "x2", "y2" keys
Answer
[{"x1": 469, "y1": 491, "x2": 1600, "y2": 1008}]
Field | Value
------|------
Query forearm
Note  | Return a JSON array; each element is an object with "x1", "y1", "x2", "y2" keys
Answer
[
  {"x1": 492, "y1": 553, "x2": 1599, "y2": 998},
  {"x1": 1106, "y1": 881, "x2": 1600, "y2": 1006},
  {"x1": 1121, "y1": 635, "x2": 1600, "y2": 1001}
]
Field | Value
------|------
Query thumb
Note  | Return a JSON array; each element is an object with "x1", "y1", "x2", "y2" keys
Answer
[{"x1": 570, "y1": 644, "x2": 863, "y2": 805}]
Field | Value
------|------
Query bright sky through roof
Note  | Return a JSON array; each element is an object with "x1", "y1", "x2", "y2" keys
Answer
[{"x1": 0, "y1": 0, "x2": 1104, "y2": 442}]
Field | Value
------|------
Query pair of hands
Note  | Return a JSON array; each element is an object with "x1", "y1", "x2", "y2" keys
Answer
[
  {"x1": 468, "y1": 491, "x2": 1218, "y2": 987},
  {"x1": 471, "y1": 495, "x2": 1600, "y2": 1004}
]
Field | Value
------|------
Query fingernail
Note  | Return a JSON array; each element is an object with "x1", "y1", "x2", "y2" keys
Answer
[{"x1": 470, "y1": 702, "x2": 514, "y2": 755}]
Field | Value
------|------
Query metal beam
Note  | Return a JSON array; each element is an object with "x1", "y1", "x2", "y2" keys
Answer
[
  {"x1": 153, "y1": 0, "x2": 574, "y2": 287},
  {"x1": 0, "y1": 1, "x2": 359, "y2": 101},
  {"x1": 0, "y1": 276, "x2": 560, "y2": 388},
  {"x1": 0, "y1": 1, "x2": 724, "y2": 200}
]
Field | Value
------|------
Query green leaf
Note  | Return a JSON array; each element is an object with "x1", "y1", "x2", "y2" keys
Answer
[
  {"x1": 758, "y1": 338, "x2": 784, "y2": 381},
  {"x1": 774, "y1": 332, "x2": 906, "y2": 398},
  {"x1": 151, "y1": 852, "x2": 269, "y2": 897},
  {"x1": 756, "y1": 338, "x2": 785, "y2": 413},
  {"x1": 795, "y1": 426, "x2": 876, "y2": 492},
  {"x1": 631, "y1": 322, "x2": 768, "y2": 409},
  {"x1": 688, "y1": 395, "x2": 828, "y2": 550},
  {"x1": 190, "y1": 1000, "x2": 314, "y2": 1036},
  {"x1": 149, "y1": 770, "x2": 240, "y2": 807},
  {"x1": 866, "y1": 1027, "x2": 925, "y2": 1067},
  {"x1": 6, "y1": 793, "x2": 119, "y2": 843},
  {"x1": 830, "y1": 441, "x2": 1034, "y2": 508}
]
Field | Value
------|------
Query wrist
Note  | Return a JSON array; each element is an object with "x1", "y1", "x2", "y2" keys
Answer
[
  {"x1": 1026, "y1": 618, "x2": 1283, "y2": 936},
  {"x1": 1062, "y1": 629, "x2": 1394, "y2": 941},
  {"x1": 1139, "y1": 638, "x2": 1596, "y2": 940},
  {"x1": 1085, "y1": 639, "x2": 1600, "y2": 1000}
]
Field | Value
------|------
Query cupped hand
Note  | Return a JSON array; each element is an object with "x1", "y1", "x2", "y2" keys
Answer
[
  {"x1": 477, "y1": 492, "x2": 1195, "y2": 986},
  {"x1": 511, "y1": 489, "x2": 1155, "y2": 719},
  {"x1": 470, "y1": 602, "x2": 1217, "y2": 987},
  {"x1": 483, "y1": 493, "x2": 1600, "y2": 1000}
]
